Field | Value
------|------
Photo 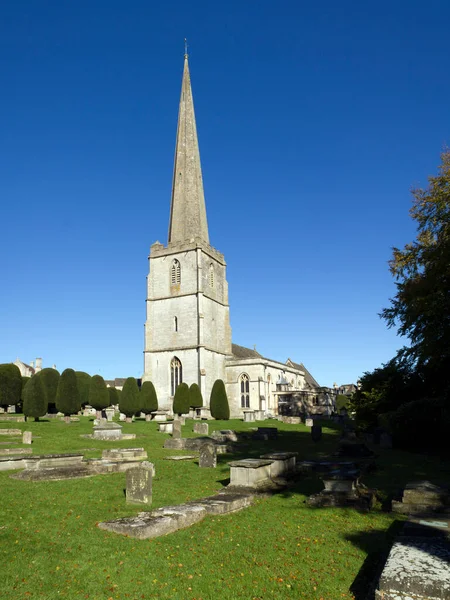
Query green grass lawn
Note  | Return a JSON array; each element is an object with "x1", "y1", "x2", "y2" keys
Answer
[{"x1": 1, "y1": 417, "x2": 449, "y2": 600}]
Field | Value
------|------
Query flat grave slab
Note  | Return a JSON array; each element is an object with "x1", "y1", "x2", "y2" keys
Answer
[
  {"x1": 0, "y1": 448, "x2": 32, "y2": 456},
  {"x1": 102, "y1": 448, "x2": 147, "y2": 461},
  {"x1": 0, "y1": 429, "x2": 21, "y2": 436},
  {"x1": 164, "y1": 455, "x2": 196, "y2": 461},
  {"x1": 375, "y1": 538, "x2": 450, "y2": 599}
]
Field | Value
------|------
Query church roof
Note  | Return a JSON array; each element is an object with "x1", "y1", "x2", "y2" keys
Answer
[
  {"x1": 286, "y1": 359, "x2": 320, "y2": 388},
  {"x1": 167, "y1": 53, "x2": 209, "y2": 246},
  {"x1": 231, "y1": 344, "x2": 263, "y2": 359}
]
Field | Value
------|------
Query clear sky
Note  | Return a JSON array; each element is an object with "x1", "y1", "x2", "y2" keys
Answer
[{"x1": 1, "y1": 0, "x2": 449, "y2": 386}]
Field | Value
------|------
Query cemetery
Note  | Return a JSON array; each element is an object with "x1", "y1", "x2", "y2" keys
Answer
[{"x1": 1, "y1": 414, "x2": 450, "y2": 599}]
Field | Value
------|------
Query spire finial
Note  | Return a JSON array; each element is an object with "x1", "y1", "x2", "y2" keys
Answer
[{"x1": 184, "y1": 38, "x2": 188, "y2": 58}]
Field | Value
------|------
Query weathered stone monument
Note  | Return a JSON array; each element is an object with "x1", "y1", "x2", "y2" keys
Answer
[
  {"x1": 199, "y1": 443, "x2": 217, "y2": 468},
  {"x1": 22, "y1": 431, "x2": 32, "y2": 445},
  {"x1": 193, "y1": 422, "x2": 209, "y2": 435},
  {"x1": 311, "y1": 425, "x2": 322, "y2": 442},
  {"x1": 105, "y1": 408, "x2": 115, "y2": 422},
  {"x1": 92, "y1": 422, "x2": 123, "y2": 441},
  {"x1": 126, "y1": 462, "x2": 153, "y2": 505},
  {"x1": 392, "y1": 481, "x2": 450, "y2": 515},
  {"x1": 172, "y1": 419, "x2": 182, "y2": 439}
]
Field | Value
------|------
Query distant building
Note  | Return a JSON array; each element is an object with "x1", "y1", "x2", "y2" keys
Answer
[
  {"x1": 142, "y1": 52, "x2": 335, "y2": 418},
  {"x1": 13, "y1": 357, "x2": 44, "y2": 377},
  {"x1": 336, "y1": 383, "x2": 358, "y2": 397}
]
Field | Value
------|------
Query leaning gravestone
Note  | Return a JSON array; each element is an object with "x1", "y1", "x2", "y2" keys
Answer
[
  {"x1": 126, "y1": 462, "x2": 153, "y2": 504},
  {"x1": 311, "y1": 425, "x2": 322, "y2": 442},
  {"x1": 172, "y1": 420, "x2": 182, "y2": 440},
  {"x1": 22, "y1": 431, "x2": 32, "y2": 445},
  {"x1": 199, "y1": 443, "x2": 217, "y2": 468}
]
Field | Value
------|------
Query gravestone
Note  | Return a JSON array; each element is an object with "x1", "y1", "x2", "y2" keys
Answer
[
  {"x1": 243, "y1": 410, "x2": 255, "y2": 423},
  {"x1": 305, "y1": 418, "x2": 314, "y2": 427},
  {"x1": 193, "y1": 422, "x2": 209, "y2": 435},
  {"x1": 172, "y1": 420, "x2": 182, "y2": 439},
  {"x1": 199, "y1": 443, "x2": 217, "y2": 468},
  {"x1": 311, "y1": 425, "x2": 322, "y2": 442},
  {"x1": 126, "y1": 462, "x2": 153, "y2": 504},
  {"x1": 22, "y1": 431, "x2": 32, "y2": 445}
]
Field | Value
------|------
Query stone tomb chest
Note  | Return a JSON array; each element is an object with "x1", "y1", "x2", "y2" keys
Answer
[
  {"x1": 93, "y1": 422, "x2": 123, "y2": 441},
  {"x1": 228, "y1": 459, "x2": 273, "y2": 488},
  {"x1": 260, "y1": 452, "x2": 297, "y2": 477},
  {"x1": 158, "y1": 421, "x2": 174, "y2": 434}
]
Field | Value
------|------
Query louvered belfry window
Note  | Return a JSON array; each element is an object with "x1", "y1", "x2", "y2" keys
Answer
[
  {"x1": 171, "y1": 260, "x2": 181, "y2": 285},
  {"x1": 209, "y1": 263, "x2": 214, "y2": 288}
]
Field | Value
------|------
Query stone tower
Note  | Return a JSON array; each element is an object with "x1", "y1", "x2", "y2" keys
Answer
[{"x1": 143, "y1": 52, "x2": 232, "y2": 411}]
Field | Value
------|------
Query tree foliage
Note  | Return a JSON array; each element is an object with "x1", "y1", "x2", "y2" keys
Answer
[
  {"x1": 381, "y1": 151, "x2": 450, "y2": 398},
  {"x1": 88, "y1": 375, "x2": 109, "y2": 411},
  {"x1": 119, "y1": 377, "x2": 140, "y2": 418},
  {"x1": 75, "y1": 371, "x2": 91, "y2": 407},
  {"x1": 210, "y1": 379, "x2": 230, "y2": 420},
  {"x1": 21, "y1": 377, "x2": 31, "y2": 402},
  {"x1": 108, "y1": 387, "x2": 119, "y2": 407},
  {"x1": 55, "y1": 369, "x2": 81, "y2": 417},
  {"x1": 140, "y1": 381, "x2": 158, "y2": 414},
  {"x1": 39, "y1": 368, "x2": 60, "y2": 407},
  {"x1": 23, "y1": 374, "x2": 47, "y2": 421},
  {"x1": 173, "y1": 382, "x2": 190, "y2": 416},
  {"x1": 189, "y1": 383, "x2": 203, "y2": 409},
  {"x1": 0, "y1": 364, "x2": 22, "y2": 409}
]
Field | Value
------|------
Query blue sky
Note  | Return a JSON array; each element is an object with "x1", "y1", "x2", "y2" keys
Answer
[{"x1": 1, "y1": 0, "x2": 449, "y2": 386}]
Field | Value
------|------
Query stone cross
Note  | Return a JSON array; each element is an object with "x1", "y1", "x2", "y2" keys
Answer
[
  {"x1": 126, "y1": 462, "x2": 153, "y2": 504},
  {"x1": 199, "y1": 442, "x2": 217, "y2": 468},
  {"x1": 22, "y1": 431, "x2": 32, "y2": 445},
  {"x1": 172, "y1": 419, "x2": 182, "y2": 439}
]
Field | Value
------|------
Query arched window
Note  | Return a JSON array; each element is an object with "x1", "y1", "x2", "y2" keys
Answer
[
  {"x1": 240, "y1": 373, "x2": 250, "y2": 408},
  {"x1": 171, "y1": 259, "x2": 181, "y2": 285},
  {"x1": 209, "y1": 263, "x2": 214, "y2": 288},
  {"x1": 174, "y1": 316, "x2": 178, "y2": 332},
  {"x1": 170, "y1": 357, "x2": 182, "y2": 396}
]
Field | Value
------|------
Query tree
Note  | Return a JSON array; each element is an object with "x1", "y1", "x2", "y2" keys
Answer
[
  {"x1": 189, "y1": 383, "x2": 203, "y2": 409},
  {"x1": 119, "y1": 377, "x2": 140, "y2": 422},
  {"x1": 108, "y1": 386, "x2": 119, "y2": 407},
  {"x1": 88, "y1": 375, "x2": 109, "y2": 417},
  {"x1": 0, "y1": 364, "x2": 22, "y2": 410},
  {"x1": 173, "y1": 382, "x2": 190, "y2": 416},
  {"x1": 210, "y1": 379, "x2": 230, "y2": 420},
  {"x1": 140, "y1": 381, "x2": 158, "y2": 420},
  {"x1": 23, "y1": 374, "x2": 47, "y2": 421},
  {"x1": 381, "y1": 151, "x2": 450, "y2": 398},
  {"x1": 55, "y1": 369, "x2": 81, "y2": 422},
  {"x1": 39, "y1": 368, "x2": 60, "y2": 411},
  {"x1": 75, "y1": 371, "x2": 91, "y2": 407}
]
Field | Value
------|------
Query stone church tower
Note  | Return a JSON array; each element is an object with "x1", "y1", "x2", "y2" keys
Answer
[{"x1": 143, "y1": 53, "x2": 232, "y2": 410}]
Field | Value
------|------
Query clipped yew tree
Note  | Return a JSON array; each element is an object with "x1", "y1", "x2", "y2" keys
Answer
[
  {"x1": 189, "y1": 383, "x2": 203, "y2": 409},
  {"x1": 55, "y1": 368, "x2": 81, "y2": 423},
  {"x1": 88, "y1": 375, "x2": 109, "y2": 417},
  {"x1": 23, "y1": 373, "x2": 47, "y2": 421},
  {"x1": 140, "y1": 381, "x2": 158, "y2": 421},
  {"x1": 19, "y1": 376, "x2": 31, "y2": 411},
  {"x1": 119, "y1": 377, "x2": 140, "y2": 423},
  {"x1": 173, "y1": 382, "x2": 190, "y2": 416},
  {"x1": 108, "y1": 386, "x2": 119, "y2": 408},
  {"x1": 39, "y1": 368, "x2": 60, "y2": 413},
  {"x1": 0, "y1": 363, "x2": 22, "y2": 411},
  {"x1": 210, "y1": 379, "x2": 230, "y2": 420},
  {"x1": 75, "y1": 371, "x2": 91, "y2": 407}
]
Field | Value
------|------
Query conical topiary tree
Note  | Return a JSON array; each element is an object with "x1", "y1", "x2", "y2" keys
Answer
[
  {"x1": 173, "y1": 382, "x2": 190, "y2": 416},
  {"x1": 210, "y1": 379, "x2": 230, "y2": 420},
  {"x1": 0, "y1": 364, "x2": 22, "y2": 411},
  {"x1": 189, "y1": 383, "x2": 203, "y2": 409},
  {"x1": 88, "y1": 375, "x2": 109, "y2": 418},
  {"x1": 119, "y1": 377, "x2": 140, "y2": 423},
  {"x1": 19, "y1": 376, "x2": 31, "y2": 412},
  {"x1": 23, "y1": 373, "x2": 47, "y2": 421},
  {"x1": 55, "y1": 368, "x2": 81, "y2": 423},
  {"x1": 75, "y1": 371, "x2": 91, "y2": 407},
  {"x1": 39, "y1": 368, "x2": 60, "y2": 413},
  {"x1": 140, "y1": 381, "x2": 158, "y2": 421},
  {"x1": 108, "y1": 386, "x2": 119, "y2": 408}
]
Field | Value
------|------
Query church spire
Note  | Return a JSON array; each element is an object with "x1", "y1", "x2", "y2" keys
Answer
[{"x1": 168, "y1": 50, "x2": 209, "y2": 245}]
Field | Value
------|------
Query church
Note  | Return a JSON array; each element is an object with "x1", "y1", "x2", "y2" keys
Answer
[{"x1": 143, "y1": 53, "x2": 334, "y2": 419}]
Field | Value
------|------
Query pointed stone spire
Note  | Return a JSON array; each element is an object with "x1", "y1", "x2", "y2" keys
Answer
[{"x1": 168, "y1": 52, "x2": 209, "y2": 245}]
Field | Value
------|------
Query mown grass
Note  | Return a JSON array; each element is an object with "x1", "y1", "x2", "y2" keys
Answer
[{"x1": 1, "y1": 417, "x2": 449, "y2": 600}]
